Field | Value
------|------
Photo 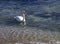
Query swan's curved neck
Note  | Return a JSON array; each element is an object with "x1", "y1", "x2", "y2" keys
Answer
[
  {"x1": 22, "y1": 12, "x2": 26, "y2": 25},
  {"x1": 23, "y1": 13, "x2": 25, "y2": 21}
]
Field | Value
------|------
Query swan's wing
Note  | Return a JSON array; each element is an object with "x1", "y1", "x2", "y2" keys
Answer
[{"x1": 14, "y1": 16, "x2": 23, "y2": 22}]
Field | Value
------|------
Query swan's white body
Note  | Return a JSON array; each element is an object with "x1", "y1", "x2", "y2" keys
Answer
[
  {"x1": 14, "y1": 11, "x2": 26, "y2": 25},
  {"x1": 14, "y1": 16, "x2": 25, "y2": 22}
]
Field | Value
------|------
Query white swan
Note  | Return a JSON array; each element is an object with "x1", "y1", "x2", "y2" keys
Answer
[{"x1": 14, "y1": 10, "x2": 26, "y2": 25}]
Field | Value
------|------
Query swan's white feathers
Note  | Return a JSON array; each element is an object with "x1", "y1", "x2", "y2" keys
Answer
[{"x1": 14, "y1": 16, "x2": 23, "y2": 22}]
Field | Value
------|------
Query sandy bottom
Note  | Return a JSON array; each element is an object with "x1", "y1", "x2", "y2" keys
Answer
[{"x1": 0, "y1": 25, "x2": 60, "y2": 44}]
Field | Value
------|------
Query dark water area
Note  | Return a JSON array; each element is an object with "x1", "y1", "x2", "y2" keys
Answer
[{"x1": 0, "y1": 1, "x2": 60, "y2": 31}]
